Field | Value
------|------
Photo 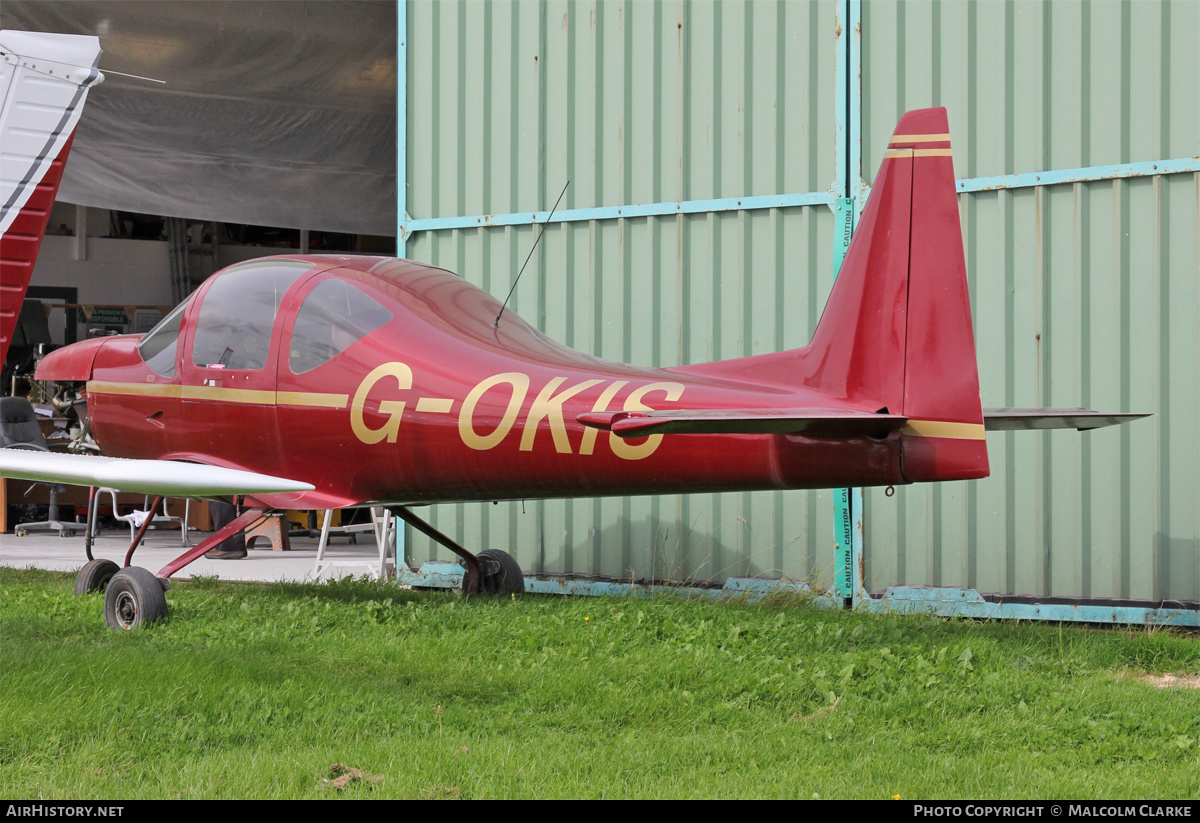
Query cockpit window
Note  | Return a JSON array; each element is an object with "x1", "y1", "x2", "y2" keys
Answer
[
  {"x1": 289, "y1": 278, "x2": 392, "y2": 374},
  {"x1": 138, "y1": 297, "x2": 191, "y2": 377},
  {"x1": 191, "y1": 262, "x2": 311, "y2": 370}
]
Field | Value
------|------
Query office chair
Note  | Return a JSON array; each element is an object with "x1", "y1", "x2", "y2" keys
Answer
[{"x1": 0, "y1": 396, "x2": 77, "y2": 537}]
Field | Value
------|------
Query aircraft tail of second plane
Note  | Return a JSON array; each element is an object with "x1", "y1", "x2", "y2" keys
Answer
[{"x1": 0, "y1": 30, "x2": 104, "y2": 364}]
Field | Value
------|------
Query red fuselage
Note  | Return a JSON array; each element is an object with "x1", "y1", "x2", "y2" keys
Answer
[{"x1": 43, "y1": 255, "x2": 906, "y2": 509}]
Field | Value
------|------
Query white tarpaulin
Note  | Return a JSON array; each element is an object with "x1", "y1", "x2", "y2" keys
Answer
[{"x1": 0, "y1": 1, "x2": 397, "y2": 236}]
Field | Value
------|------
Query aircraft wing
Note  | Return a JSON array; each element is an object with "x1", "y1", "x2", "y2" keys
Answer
[
  {"x1": 0, "y1": 450, "x2": 315, "y2": 496},
  {"x1": 982, "y1": 408, "x2": 1150, "y2": 431},
  {"x1": 578, "y1": 409, "x2": 909, "y2": 438}
]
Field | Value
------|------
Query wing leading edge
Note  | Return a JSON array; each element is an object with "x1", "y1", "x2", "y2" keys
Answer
[{"x1": 0, "y1": 450, "x2": 314, "y2": 497}]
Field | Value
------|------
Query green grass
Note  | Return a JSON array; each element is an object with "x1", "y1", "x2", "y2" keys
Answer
[{"x1": 1, "y1": 567, "x2": 1197, "y2": 799}]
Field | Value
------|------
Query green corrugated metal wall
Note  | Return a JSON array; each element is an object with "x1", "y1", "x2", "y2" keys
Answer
[
  {"x1": 859, "y1": 0, "x2": 1199, "y2": 603},
  {"x1": 404, "y1": 0, "x2": 841, "y2": 586},
  {"x1": 400, "y1": 0, "x2": 1199, "y2": 604}
]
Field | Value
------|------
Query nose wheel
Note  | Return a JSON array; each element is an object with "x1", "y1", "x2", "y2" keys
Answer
[{"x1": 103, "y1": 566, "x2": 169, "y2": 630}]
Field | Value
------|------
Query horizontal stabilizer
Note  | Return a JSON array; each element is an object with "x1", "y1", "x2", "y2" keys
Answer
[
  {"x1": 0, "y1": 450, "x2": 315, "y2": 496},
  {"x1": 982, "y1": 408, "x2": 1150, "y2": 432},
  {"x1": 578, "y1": 409, "x2": 908, "y2": 439}
]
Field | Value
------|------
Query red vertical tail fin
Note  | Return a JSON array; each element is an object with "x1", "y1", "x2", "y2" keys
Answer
[
  {"x1": 805, "y1": 107, "x2": 988, "y2": 481},
  {"x1": 0, "y1": 31, "x2": 103, "y2": 364}
]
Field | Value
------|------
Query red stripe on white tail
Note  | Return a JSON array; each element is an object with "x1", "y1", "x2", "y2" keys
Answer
[{"x1": 0, "y1": 30, "x2": 103, "y2": 362}]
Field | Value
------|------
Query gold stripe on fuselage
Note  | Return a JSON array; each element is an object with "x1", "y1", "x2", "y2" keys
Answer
[
  {"x1": 88, "y1": 382, "x2": 986, "y2": 439},
  {"x1": 901, "y1": 420, "x2": 986, "y2": 440},
  {"x1": 88, "y1": 381, "x2": 346, "y2": 408},
  {"x1": 277, "y1": 391, "x2": 350, "y2": 409},
  {"x1": 87, "y1": 381, "x2": 181, "y2": 399},
  {"x1": 178, "y1": 386, "x2": 275, "y2": 404}
]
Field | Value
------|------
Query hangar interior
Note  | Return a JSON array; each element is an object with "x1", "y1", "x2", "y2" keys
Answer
[{"x1": 1, "y1": 0, "x2": 1196, "y2": 623}]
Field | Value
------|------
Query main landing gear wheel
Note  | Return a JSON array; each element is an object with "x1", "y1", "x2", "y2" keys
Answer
[
  {"x1": 104, "y1": 566, "x2": 169, "y2": 630},
  {"x1": 472, "y1": 549, "x2": 525, "y2": 595},
  {"x1": 74, "y1": 558, "x2": 120, "y2": 595},
  {"x1": 390, "y1": 507, "x2": 523, "y2": 596}
]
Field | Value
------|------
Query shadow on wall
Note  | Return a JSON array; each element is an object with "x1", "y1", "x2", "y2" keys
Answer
[
  {"x1": 1156, "y1": 532, "x2": 1199, "y2": 604},
  {"x1": 406, "y1": 502, "x2": 830, "y2": 591},
  {"x1": 541, "y1": 513, "x2": 826, "y2": 590}
]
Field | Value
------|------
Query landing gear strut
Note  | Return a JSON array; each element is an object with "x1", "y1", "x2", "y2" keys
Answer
[
  {"x1": 388, "y1": 507, "x2": 524, "y2": 595},
  {"x1": 76, "y1": 501, "x2": 272, "y2": 630}
]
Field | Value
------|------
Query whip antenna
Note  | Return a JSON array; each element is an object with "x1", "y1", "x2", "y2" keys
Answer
[{"x1": 493, "y1": 180, "x2": 569, "y2": 328}]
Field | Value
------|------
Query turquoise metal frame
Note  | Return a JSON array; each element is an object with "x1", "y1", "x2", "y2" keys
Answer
[
  {"x1": 957, "y1": 157, "x2": 1200, "y2": 195},
  {"x1": 830, "y1": 0, "x2": 864, "y2": 607},
  {"x1": 396, "y1": 3, "x2": 407, "y2": 244},
  {"x1": 402, "y1": 190, "x2": 835, "y2": 240},
  {"x1": 397, "y1": 563, "x2": 1198, "y2": 629},
  {"x1": 393, "y1": 0, "x2": 1198, "y2": 627}
]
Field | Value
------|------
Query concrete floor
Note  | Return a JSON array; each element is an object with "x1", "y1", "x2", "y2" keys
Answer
[{"x1": 0, "y1": 524, "x2": 396, "y2": 583}]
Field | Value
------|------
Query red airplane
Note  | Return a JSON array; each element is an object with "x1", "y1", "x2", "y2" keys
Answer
[{"x1": 0, "y1": 33, "x2": 1144, "y2": 629}]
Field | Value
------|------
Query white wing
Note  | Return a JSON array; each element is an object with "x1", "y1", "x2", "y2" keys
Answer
[{"x1": 0, "y1": 450, "x2": 314, "y2": 496}]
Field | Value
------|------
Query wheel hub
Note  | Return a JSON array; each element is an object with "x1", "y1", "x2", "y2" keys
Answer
[{"x1": 114, "y1": 591, "x2": 138, "y2": 628}]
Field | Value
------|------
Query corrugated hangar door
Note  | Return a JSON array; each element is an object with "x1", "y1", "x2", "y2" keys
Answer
[
  {"x1": 400, "y1": 0, "x2": 846, "y2": 587},
  {"x1": 857, "y1": 0, "x2": 1198, "y2": 607},
  {"x1": 397, "y1": 0, "x2": 1198, "y2": 614}
]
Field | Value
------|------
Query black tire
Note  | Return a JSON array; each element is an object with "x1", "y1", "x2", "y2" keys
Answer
[
  {"x1": 474, "y1": 549, "x2": 525, "y2": 595},
  {"x1": 104, "y1": 567, "x2": 168, "y2": 630},
  {"x1": 74, "y1": 559, "x2": 120, "y2": 595}
]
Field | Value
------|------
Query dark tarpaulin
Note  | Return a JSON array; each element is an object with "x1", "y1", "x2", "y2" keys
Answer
[{"x1": 0, "y1": 1, "x2": 397, "y2": 236}]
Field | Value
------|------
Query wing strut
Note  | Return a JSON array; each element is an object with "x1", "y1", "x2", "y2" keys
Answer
[{"x1": 156, "y1": 507, "x2": 272, "y2": 578}]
